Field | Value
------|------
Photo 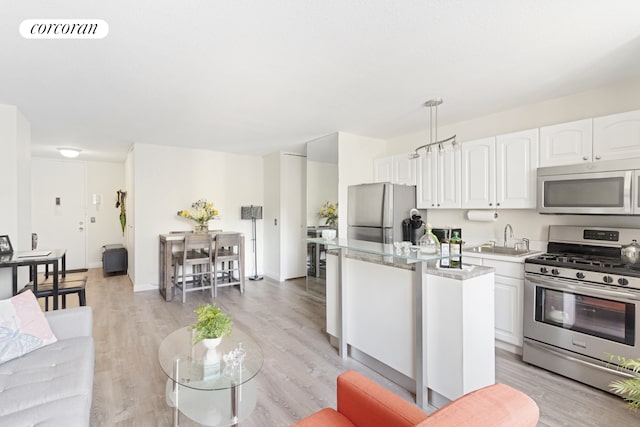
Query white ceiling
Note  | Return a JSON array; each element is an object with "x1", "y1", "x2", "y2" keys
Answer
[{"x1": 2, "y1": 1, "x2": 640, "y2": 162}]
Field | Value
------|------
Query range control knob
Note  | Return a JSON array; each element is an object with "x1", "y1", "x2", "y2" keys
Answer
[
  {"x1": 540, "y1": 267, "x2": 549, "y2": 274},
  {"x1": 551, "y1": 269, "x2": 560, "y2": 276},
  {"x1": 603, "y1": 276, "x2": 614, "y2": 284},
  {"x1": 618, "y1": 278, "x2": 629, "y2": 286},
  {"x1": 576, "y1": 272, "x2": 585, "y2": 279}
]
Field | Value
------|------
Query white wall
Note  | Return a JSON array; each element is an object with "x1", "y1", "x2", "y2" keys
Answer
[
  {"x1": 338, "y1": 132, "x2": 387, "y2": 238},
  {"x1": 386, "y1": 78, "x2": 640, "y2": 247},
  {"x1": 0, "y1": 105, "x2": 31, "y2": 299},
  {"x1": 86, "y1": 161, "x2": 126, "y2": 267},
  {"x1": 131, "y1": 144, "x2": 264, "y2": 291}
]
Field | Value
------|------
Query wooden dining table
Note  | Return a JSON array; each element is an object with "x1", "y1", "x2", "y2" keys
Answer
[
  {"x1": 158, "y1": 231, "x2": 244, "y2": 302},
  {"x1": 0, "y1": 249, "x2": 67, "y2": 310}
]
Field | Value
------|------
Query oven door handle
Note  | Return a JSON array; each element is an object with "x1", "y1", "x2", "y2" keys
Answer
[{"x1": 525, "y1": 275, "x2": 640, "y2": 301}]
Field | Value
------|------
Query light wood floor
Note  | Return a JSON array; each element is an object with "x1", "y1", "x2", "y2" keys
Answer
[{"x1": 61, "y1": 269, "x2": 639, "y2": 426}]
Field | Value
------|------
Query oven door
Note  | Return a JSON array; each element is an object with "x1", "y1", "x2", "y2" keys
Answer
[
  {"x1": 524, "y1": 274, "x2": 639, "y2": 361},
  {"x1": 537, "y1": 170, "x2": 632, "y2": 214}
]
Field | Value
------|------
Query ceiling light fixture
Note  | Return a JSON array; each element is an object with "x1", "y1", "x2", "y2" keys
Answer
[
  {"x1": 57, "y1": 147, "x2": 82, "y2": 158},
  {"x1": 409, "y1": 98, "x2": 457, "y2": 159}
]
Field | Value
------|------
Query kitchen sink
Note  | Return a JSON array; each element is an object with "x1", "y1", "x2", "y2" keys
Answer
[{"x1": 465, "y1": 245, "x2": 533, "y2": 256}]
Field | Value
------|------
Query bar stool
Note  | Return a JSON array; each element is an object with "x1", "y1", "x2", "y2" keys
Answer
[
  {"x1": 173, "y1": 233, "x2": 213, "y2": 303},
  {"x1": 213, "y1": 233, "x2": 244, "y2": 297}
]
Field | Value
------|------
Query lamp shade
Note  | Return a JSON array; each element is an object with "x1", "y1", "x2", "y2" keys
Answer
[{"x1": 57, "y1": 147, "x2": 81, "y2": 158}]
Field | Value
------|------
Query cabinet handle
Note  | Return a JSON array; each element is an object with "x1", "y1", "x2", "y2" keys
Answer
[
  {"x1": 583, "y1": 156, "x2": 588, "y2": 161},
  {"x1": 431, "y1": 204, "x2": 435, "y2": 207},
  {"x1": 595, "y1": 155, "x2": 601, "y2": 160},
  {"x1": 437, "y1": 204, "x2": 440, "y2": 207},
  {"x1": 496, "y1": 202, "x2": 501, "y2": 206},
  {"x1": 489, "y1": 203, "x2": 493, "y2": 206}
]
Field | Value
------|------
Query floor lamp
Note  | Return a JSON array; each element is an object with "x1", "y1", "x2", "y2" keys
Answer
[{"x1": 241, "y1": 205, "x2": 263, "y2": 281}]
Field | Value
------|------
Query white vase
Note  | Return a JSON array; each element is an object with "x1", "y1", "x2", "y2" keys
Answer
[{"x1": 202, "y1": 337, "x2": 222, "y2": 379}]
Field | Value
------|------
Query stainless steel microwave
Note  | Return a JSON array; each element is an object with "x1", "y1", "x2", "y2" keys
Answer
[{"x1": 537, "y1": 159, "x2": 639, "y2": 215}]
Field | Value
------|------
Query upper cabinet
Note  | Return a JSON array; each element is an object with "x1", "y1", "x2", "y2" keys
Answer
[
  {"x1": 539, "y1": 119, "x2": 593, "y2": 167},
  {"x1": 593, "y1": 110, "x2": 640, "y2": 162},
  {"x1": 539, "y1": 110, "x2": 640, "y2": 168},
  {"x1": 496, "y1": 128, "x2": 539, "y2": 209},
  {"x1": 461, "y1": 129, "x2": 538, "y2": 209},
  {"x1": 461, "y1": 137, "x2": 496, "y2": 209},
  {"x1": 417, "y1": 145, "x2": 461, "y2": 209},
  {"x1": 374, "y1": 154, "x2": 416, "y2": 186}
]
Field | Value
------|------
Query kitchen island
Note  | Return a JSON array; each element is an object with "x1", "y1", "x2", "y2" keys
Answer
[{"x1": 309, "y1": 238, "x2": 495, "y2": 409}]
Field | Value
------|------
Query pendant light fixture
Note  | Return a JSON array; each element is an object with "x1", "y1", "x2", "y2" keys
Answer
[{"x1": 409, "y1": 98, "x2": 457, "y2": 159}]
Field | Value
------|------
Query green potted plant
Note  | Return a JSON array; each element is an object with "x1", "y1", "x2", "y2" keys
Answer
[
  {"x1": 609, "y1": 355, "x2": 640, "y2": 410},
  {"x1": 192, "y1": 304, "x2": 232, "y2": 347}
]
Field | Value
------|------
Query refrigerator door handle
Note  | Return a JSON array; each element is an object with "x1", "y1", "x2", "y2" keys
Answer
[{"x1": 381, "y1": 184, "x2": 388, "y2": 243}]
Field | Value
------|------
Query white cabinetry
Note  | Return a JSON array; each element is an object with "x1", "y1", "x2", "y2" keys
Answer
[
  {"x1": 496, "y1": 128, "x2": 539, "y2": 209},
  {"x1": 374, "y1": 154, "x2": 416, "y2": 185},
  {"x1": 539, "y1": 119, "x2": 593, "y2": 167},
  {"x1": 461, "y1": 129, "x2": 538, "y2": 209},
  {"x1": 634, "y1": 170, "x2": 640, "y2": 215},
  {"x1": 461, "y1": 137, "x2": 495, "y2": 209},
  {"x1": 462, "y1": 254, "x2": 524, "y2": 353},
  {"x1": 416, "y1": 146, "x2": 461, "y2": 209},
  {"x1": 593, "y1": 110, "x2": 640, "y2": 161}
]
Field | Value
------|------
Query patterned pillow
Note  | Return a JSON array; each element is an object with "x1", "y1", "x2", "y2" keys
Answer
[{"x1": 0, "y1": 290, "x2": 57, "y2": 364}]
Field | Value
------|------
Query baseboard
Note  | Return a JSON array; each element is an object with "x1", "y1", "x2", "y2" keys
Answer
[{"x1": 495, "y1": 339, "x2": 522, "y2": 355}]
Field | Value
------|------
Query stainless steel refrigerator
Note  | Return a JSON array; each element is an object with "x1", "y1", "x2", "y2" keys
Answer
[{"x1": 347, "y1": 183, "x2": 416, "y2": 243}]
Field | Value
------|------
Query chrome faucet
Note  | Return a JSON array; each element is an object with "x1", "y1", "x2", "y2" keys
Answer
[{"x1": 504, "y1": 224, "x2": 513, "y2": 247}]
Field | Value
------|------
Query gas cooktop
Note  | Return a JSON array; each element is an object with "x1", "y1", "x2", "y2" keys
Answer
[{"x1": 525, "y1": 253, "x2": 640, "y2": 278}]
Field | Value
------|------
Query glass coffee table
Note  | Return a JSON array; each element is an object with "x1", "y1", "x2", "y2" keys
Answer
[{"x1": 158, "y1": 327, "x2": 263, "y2": 427}]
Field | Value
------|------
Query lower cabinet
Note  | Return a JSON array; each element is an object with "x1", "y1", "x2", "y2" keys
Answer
[
  {"x1": 493, "y1": 275, "x2": 523, "y2": 347},
  {"x1": 464, "y1": 254, "x2": 524, "y2": 352}
]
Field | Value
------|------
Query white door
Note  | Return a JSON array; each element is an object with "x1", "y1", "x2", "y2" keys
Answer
[
  {"x1": 593, "y1": 109, "x2": 640, "y2": 161},
  {"x1": 496, "y1": 128, "x2": 539, "y2": 209},
  {"x1": 539, "y1": 119, "x2": 593, "y2": 167},
  {"x1": 31, "y1": 159, "x2": 87, "y2": 270},
  {"x1": 461, "y1": 137, "x2": 495, "y2": 209},
  {"x1": 282, "y1": 154, "x2": 306, "y2": 279}
]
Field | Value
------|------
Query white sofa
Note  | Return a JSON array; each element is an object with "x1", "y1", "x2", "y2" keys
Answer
[{"x1": 0, "y1": 306, "x2": 95, "y2": 426}]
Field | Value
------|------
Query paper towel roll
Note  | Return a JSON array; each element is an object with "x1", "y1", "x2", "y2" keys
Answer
[{"x1": 466, "y1": 210, "x2": 498, "y2": 222}]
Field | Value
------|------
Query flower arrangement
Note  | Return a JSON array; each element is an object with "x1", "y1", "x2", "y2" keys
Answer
[
  {"x1": 178, "y1": 199, "x2": 219, "y2": 231},
  {"x1": 319, "y1": 201, "x2": 338, "y2": 227}
]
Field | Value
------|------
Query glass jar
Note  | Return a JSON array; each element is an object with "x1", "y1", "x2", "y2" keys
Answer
[{"x1": 419, "y1": 232, "x2": 438, "y2": 254}]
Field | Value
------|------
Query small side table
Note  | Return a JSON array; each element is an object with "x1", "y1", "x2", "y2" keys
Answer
[
  {"x1": 102, "y1": 244, "x2": 127, "y2": 276},
  {"x1": 158, "y1": 327, "x2": 263, "y2": 427}
]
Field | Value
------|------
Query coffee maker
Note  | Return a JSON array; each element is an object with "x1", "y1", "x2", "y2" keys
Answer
[{"x1": 402, "y1": 209, "x2": 425, "y2": 245}]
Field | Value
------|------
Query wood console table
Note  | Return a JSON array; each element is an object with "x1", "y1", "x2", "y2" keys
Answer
[{"x1": 158, "y1": 232, "x2": 245, "y2": 301}]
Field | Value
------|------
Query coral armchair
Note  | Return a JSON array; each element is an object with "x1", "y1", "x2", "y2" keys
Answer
[{"x1": 292, "y1": 370, "x2": 539, "y2": 427}]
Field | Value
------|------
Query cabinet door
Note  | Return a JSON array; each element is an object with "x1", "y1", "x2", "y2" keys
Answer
[
  {"x1": 593, "y1": 110, "x2": 640, "y2": 161},
  {"x1": 437, "y1": 145, "x2": 461, "y2": 209},
  {"x1": 634, "y1": 170, "x2": 640, "y2": 215},
  {"x1": 496, "y1": 128, "x2": 538, "y2": 209},
  {"x1": 494, "y1": 275, "x2": 523, "y2": 347},
  {"x1": 416, "y1": 153, "x2": 437, "y2": 208},
  {"x1": 539, "y1": 119, "x2": 593, "y2": 167},
  {"x1": 461, "y1": 137, "x2": 496, "y2": 208},
  {"x1": 374, "y1": 157, "x2": 393, "y2": 183},
  {"x1": 393, "y1": 154, "x2": 417, "y2": 185}
]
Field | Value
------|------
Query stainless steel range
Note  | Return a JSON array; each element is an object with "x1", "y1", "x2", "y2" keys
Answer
[{"x1": 523, "y1": 225, "x2": 640, "y2": 393}]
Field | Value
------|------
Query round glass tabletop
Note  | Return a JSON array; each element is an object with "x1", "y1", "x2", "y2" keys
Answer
[{"x1": 158, "y1": 326, "x2": 263, "y2": 391}]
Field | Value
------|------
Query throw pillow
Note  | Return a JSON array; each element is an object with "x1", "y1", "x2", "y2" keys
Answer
[{"x1": 0, "y1": 290, "x2": 57, "y2": 364}]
